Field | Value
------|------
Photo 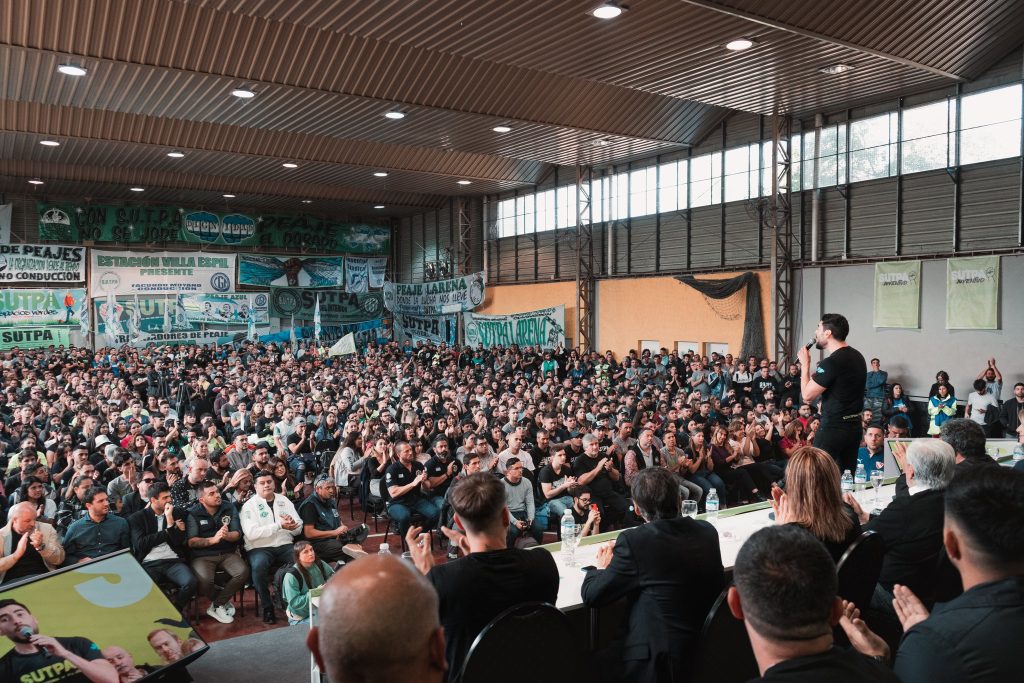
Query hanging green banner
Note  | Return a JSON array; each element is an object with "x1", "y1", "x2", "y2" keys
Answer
[
  {"x1": 0, "y1": 288, "x2": 87, "y2": 327},
  {"x1": 0, "y1": 327, "x2": 71, "y2": 350},
  {"x1": 36, "y1": 203, "x2": 389, "y2": 254},
  {"x1": 268, "y1": 287, "x2": 385, "y2": 323},
  {"x1": 873, "y1": 260, "x2": 921, "y2": 328},
  {"x1": 946, "y1": 256, "x2": 999, "y2": 329}
]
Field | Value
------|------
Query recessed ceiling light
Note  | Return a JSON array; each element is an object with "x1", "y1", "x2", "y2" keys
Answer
[
  {"x1": 591, "y1": 2, "x2": 626, "y2": 19},
  {"x1": 819, "y1": 63, "x2": 854, "y2": 75},
  {"x1": 167, "y1": 151, "x2": 185, "y2": 158},
  {"x1": 384, "y1": 110, "x2": 406, "y2": 120},
  {"x1": 492, "y1": 125, "x2": 512, "y2": 133},
  {"x1": 39, "y1": 140, "x2": 60, "y2": 147},
  {"x1": 28, "y1": 179, "x2": 44, "y2": 185},
  {"x1": 301, "y1": 200, "x2": 313, "y2": 204},
  {"x1": 726, "y1": 38, "x2": 754, "y2": 51},
  {"x1": 57, "y1": 64, "x2": 87, "y2": 77},
  {"x1": 130, "y1": 187, "x2": 145, "y2": 192},
  {"x1": 230, "y1": 88, "x2": 256, "y2": 99},
  {"x1": 223, "y1": 194, "x2": 236, "y2": 198},
  {"x1": 373, "y1": 171, "x2": 389, "y2": 177},
  {"x1": 282, "y1": 162, "x2": 298, "y2": 168},
  {"x1": 373, "y1": 205, "x2": 386, "y2": 209},
  {"x1": 457, "y1": 180, "x2": 472, "y2": 185}
]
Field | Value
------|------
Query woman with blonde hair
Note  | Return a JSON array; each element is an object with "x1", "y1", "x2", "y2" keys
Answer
[{"x1": 771, "y1": 445, "x2": 861, "y2": 562}]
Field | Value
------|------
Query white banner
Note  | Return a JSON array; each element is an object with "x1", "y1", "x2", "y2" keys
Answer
[
  {"x1": 91, "y1": 250, "x2": 236, "y2": 295},
  {"x1": 464, "y1": 305, "x2": 566, "y2": 350},
  {"x1": 329, "y1": 332, "x2": 357, "y2": 356},
  {"x1": 345, "y1": 257, "x2": 369, "y2": 293},
  {"x1": 383, "y1": 271, "x2": 486, "y2": 315},
  {"x1": 0, "y1": 244, "x2": 86, "y2": 283},
  {"x1": 368, "y1": 257, "x2": 387, "y2": 289},
  {"x1": 0, "y1": 204, "x2": 11, "y2": 243},
  {"x1": 394, "y1": 313, "x2": 457, "y2": 345}
]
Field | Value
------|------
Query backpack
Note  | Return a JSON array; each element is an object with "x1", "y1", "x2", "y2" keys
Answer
[{"x1": 271, "y1": 560, "x2": 328, "y2": 612}]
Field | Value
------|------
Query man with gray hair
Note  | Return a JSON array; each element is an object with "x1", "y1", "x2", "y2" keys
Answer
[
  {"x1": 306, "y1": 554, "x2": 447, "y2": 683},
  {"x1": 846, "y1": 439, "x2": 955, "y2": 611}
]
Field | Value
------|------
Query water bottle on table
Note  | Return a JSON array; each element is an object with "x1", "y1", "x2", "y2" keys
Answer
[
  {"x1": 560, "y1": 508, "x2": 577, "y2": 566},
  {"x1": 706, "y1": 488, "x2": 719, "y2": 524},
  {"x1": 841, "y1": 469, "x2": 854, "y2": 494},
  {"x1": 378, "y1": 543, "x2": 391, "y2": 555},
  {"x1": 854, "y1": 463, "x2": 867, "y2": 489}
]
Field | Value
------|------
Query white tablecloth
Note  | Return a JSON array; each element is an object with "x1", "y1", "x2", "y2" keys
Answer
[{"x1": 549, "y1": 483, "x2": 897, "y2": 611}]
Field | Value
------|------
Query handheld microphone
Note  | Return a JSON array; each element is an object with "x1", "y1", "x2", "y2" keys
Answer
[
  {"x1": 804, "y1": 338, "x2": 816, "y2": 350},
  {"x1": 18, "y1": 626, "x2": 33, "y2": 641}
]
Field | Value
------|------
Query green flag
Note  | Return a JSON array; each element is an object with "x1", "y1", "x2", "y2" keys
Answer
[
  {"x1": 873, "y1": 261, "x2": 921, "y2": 328},
  {"x1": 946, "y1": 256, "x2": 999, "y2": 329}
]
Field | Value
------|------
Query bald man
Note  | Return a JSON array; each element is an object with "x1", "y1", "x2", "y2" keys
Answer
[
  {"x1": 101, "y1": 645, "x2": 154, "y2": 682},
  {"x1": 307, "y1": 554, "x2": 446, "y2": 683},
  {"x1": 0, "y1": 502, "x2": 65, "y2": 585}
]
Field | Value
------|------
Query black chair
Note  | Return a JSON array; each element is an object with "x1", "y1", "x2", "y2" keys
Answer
[
  {"x1": 461, "y1": 603, "x2": 581, "y2": 683},
  {"x1": 836, "y1": 530, "x2": 885, "y2": 611},
  {"x1": 690, "y1": 587, "x2": 759, "y2": 683}
]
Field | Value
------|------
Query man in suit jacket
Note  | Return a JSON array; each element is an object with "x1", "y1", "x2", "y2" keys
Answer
[
  {"x1": 0, "y1": 503, "x2": 64, "y2": 585},
  {"x1": 845, "y1": 438, "x2": 955, "y2": 609},
  {"x1": 128, "y1": 482, "x2": 197, "y2": 612},
  {"x1": 582, "y1": 467, "x2": 725, "y2": 683}
]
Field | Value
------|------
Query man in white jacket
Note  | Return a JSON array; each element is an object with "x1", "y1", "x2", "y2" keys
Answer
[{"x1": 241, "y1": 470, "x2": 302, "y2": 623}]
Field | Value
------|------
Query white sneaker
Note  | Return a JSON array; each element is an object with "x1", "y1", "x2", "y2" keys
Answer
[
  {"x1": 207, "y1": 603, "x2": 234, "y2": 624},
  {"x1": 223, "y1": 602, "x2": 236, "y2": 617}
]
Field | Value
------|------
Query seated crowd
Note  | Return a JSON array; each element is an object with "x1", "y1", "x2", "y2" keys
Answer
[{"x1": 0, "y1": 339, "x2": 1020, "y2": 682}]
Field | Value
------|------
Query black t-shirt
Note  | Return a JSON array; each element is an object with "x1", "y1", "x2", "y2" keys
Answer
[
  {"x1": 571, "y1": 454, "x2": 616, "y2": 496},
  {"x1": 812, "y1": 346, "x2": 867, "y2": 424},
  {"x1": 425, "y1": 455, "x2": 460, "y2": 498},
  {"x1": 537, "y1": 463, "x2": 570, "y2": 494},
  {"x1": 286, "y1": 431, "x2": 312, "y2": 455},
  {"x1": 0, "y1": 635, "x2": 106, "y2": 683},
  {"x1": 757, "y1": 646, "x2": 899, "y2": 682},
  {"x1": 1, "y1": 531, "x2": 48, "y2": 583},
  {"x1": 428, "y1": 549, "x2": 559, "y2": 683},
  {"x1": 384, "y1": 460, "x2": 425, "y2": 504}
]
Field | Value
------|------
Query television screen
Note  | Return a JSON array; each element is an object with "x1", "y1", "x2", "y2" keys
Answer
[{"x1": 0, "y1": 550, "x2": 207, "y2": 682}]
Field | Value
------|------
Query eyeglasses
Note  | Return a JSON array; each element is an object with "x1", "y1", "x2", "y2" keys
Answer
[
  {"x1": 577, "y1": 498, "x2": 591, "y2": 504},
  {"x1": 141, "y1": 477, "x2": 156, "y2": 483}
]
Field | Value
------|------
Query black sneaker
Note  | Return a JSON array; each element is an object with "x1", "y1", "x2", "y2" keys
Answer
[
  {"x1": 349, "y1": 523, "x2": 370, "y2": 544},
  {"x1": 262, "y1": 608, "x2": 277, "y2": 624}
]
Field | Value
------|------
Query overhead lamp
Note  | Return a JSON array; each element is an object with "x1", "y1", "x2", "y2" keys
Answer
[
  {"x1": 301, "y1": 200, "x2": 313, "y2": 204},
  {"x1": 130, "y1": 187, "x2": 145, "y2": 192},
  {"x1": 57, "y1": 64, "x2": 87, "y2": 77},
  {"x1": 223, "y1": 193, "x2": 236, "y2": 198},
  {"x1": 594, "y1": 138, "x2": 611, "y2": 147},
  {"x1": 384, "y1": 110, "x2": 406, "y2": 120},
  {"x1": 726, "y1": 38, "x2": 754, "y2": 51},
  {"x1": 373, "y1": 205, "x2": 386, "y2": 209},
  {"x1": 28, "y1": 179, "x2": 44, "y2": 185},
  {"x1": 230, "y1": 88, "x2": 256, "y2": 99},
  {"x1": 457, "y1": 180, "x2": 472, "y2": 185},
  {"x1": 591, "y1": 2, "x2": 626, "y2": 19},
  {"x1": 492, "y1": 125, "x2": 512, "y2": 133},
  {"x1": 819, "y1": 63, "x2": 854, "y2": 75},
  {"x1": 373, "y1": 171, "x2": 389, "y2": 177},
  {"x1": 167, "y1": 151, "x2": 185, "y2": 158},
  {"x1": 39, "y1": 140, "x2": 60, "y2": 147},
  {"x1": 282, "y1": 162, "x2": 298, "y2": 168}
]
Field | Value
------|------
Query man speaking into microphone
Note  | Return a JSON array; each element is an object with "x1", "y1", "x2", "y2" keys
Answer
[{"x1": 798, "y1": 313, "x2": 867, "y2": 473}]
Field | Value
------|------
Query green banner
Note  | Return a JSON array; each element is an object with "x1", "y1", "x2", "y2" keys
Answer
[
  {"x1": 0, "y1": 288, "x2": 87, "y2": 327},
  {"x1": 946, "y1": 256, "x2": 999, "y2": 329},
  {"x1": 873, "y1": 260, "x2": 921, "y2": 328},
  {"x1": 268, "y1": 287, "x2": 384, "y2": 322},
  {"x1": 37, "y1": 203, "x2": 389, "y2": 254},
  {"x1": 0, "y1": 327, "x2": 71, "y2": 350}
]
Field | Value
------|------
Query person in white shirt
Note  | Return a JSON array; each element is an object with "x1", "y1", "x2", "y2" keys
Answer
[
  {"x1": 240, "y1": 470, "x2": 302, "y2": 623},
  {"x1": 965, "y1": 379, "x2": 998, "y2": 432}
]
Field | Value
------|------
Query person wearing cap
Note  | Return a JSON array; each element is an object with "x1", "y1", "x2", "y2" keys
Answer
[{"x1": 297, "y1": 476, "x2": 369, "y2": 563}]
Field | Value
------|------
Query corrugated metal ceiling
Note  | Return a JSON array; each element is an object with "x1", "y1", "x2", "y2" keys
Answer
[{"x1": 0, "y1": 0, "x2": 1019, "y2": 218}]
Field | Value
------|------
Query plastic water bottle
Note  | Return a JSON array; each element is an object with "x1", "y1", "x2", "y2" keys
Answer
[
  {"x1": 560, "y1": 508, "x2": 576, "y2": 564},
  {"x1": 841, "y1": 469, "x2": 854, "y2": 494},
  {"x1": 378, "y1": 543, "x2": 391, "y2": 555},
  {"x1": 854, "y1": 463, "x2": 867, "y2": 488},
  {"x1": 705, "y1": 488, "x2": 719, "y2": 524}
]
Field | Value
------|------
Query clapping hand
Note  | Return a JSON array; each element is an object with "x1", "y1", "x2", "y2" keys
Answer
[
  {"x1": 770, "y1": 485, "x2": 790, "y2": 524},
  {"x1": 29, "y1": 529, "x2": 44, "y2": 550},
  {"x1": 893, "y1": 584, "x2": 930, "y2": 631},
  {"x1": 839, "y1": 600, "x2": 889, "y2": 660},
  {"x1": 595, "y1": 541, "x2": 615, "y2": 570},
  {"x1": 405, "y1": 525, "x2": 434, "y2": 575}
]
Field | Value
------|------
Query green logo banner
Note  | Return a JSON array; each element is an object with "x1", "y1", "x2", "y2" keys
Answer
[
  {"x1": 37, "y1": 203, "x2": 389, "y2": 255},
  {"x1": 0, "y1": 288, "x2": 86, "y2": 327},
  {"x1": 873, "y1": 260, "x2": 921, "y2": 328},
  {"x1": 268, "y1": 287, "x2": 385, "y2": 322},
  {"x1": 946, "y1": 256, "x2": 1000, "y2": 329},
  {"x1": 0, "y1": 327, "x2": 71, "y2": 350}
]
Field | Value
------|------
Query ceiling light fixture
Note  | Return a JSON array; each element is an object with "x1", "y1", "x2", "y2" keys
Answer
[
  {"x1": 457, "y1": 180, "x2": 472, "y2": 185},
  {"x1": 39, "y1": 140, "x2": 60, "y2": 147},
  {"x1": 594, "y1": 138, "x2": 611, "y2": 147},
  {"x1": 231, "y1": 88, "x2": 256, "y2": 99},
  {"x1": 301, "y1": 200, "x2": 313, "y2": 204},
  {"x1": 373, "y1": 171, "x2": 389, "y2": 177},
  {"x1": 819, "y1": 63, "x2": 854, "y2": 75},
  {"x1": 57, "y1": 64, "x2": 88, "y2": 77},
  {"x1": 167, "y1": 151, "x2": 185, "y2": 158},
  {"x1": 591, "y1": 2, "x2": 626, "y2": 19},
  {"x1": 130, "y1": 187, "x2": 145, "y2": 192},
  {"x1": 223, "y1": 193, "x2": 236, "y2": 198},
  {"x1": 28, "y1": 179, "x2": 44, "y2": 185},
  {"x1": 384, "y1": 110, "x2": 406, "y2": 120},
  {"x1": 492, "y1": 125, "x2": 512, "y2": 133},
  {"x1": 726, "y1": 38, "x2": 754, "y2": 51},
  {"x1": 373, "y1": 205, "x2": 385, "y2": 209},
  {"x1": 282, "y1": 162, "x2": 298, "y2": 168}
]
